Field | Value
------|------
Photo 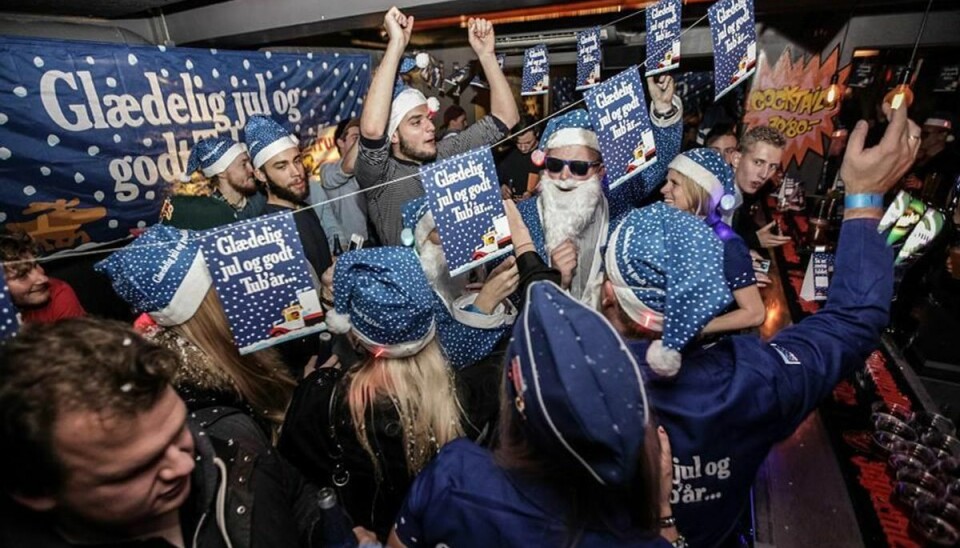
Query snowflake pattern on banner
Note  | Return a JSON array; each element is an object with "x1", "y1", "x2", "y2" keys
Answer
[
  {"x1": 645, "y1": 0, "x2": 682, "y2": 77},
  {"x1": 576, "y1": 27, "x2": 602, "y2": 91},
  {"x1": 551, "y1": 76, "x2": 578, "y2": 112},
  {"x1": 0, "y1": 270, "x2": 18, "y2": 340},
  {"x1": 469, "y1": 53, "x2": 504, "y2": 89},
  {"x1": 584, "y1": 67, "x2": 657, "y2": 191},
  {"x1": 0, "y1": 36, "x2": 369, "y2": 250},
  {"x1": 708, "y1": 0, "x2": 757, "y2": 100},
  {"x1": 198, "y1": 213, "x2": 323, "y2": 354},
  {"x1": 521, "y1": 45, "x2": 550, "y2": 96},
  {"x1": 419, "y1": 148, "x2": 513, "y2": 277}
]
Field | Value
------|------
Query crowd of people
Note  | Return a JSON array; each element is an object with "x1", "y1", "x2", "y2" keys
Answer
[{"x1": 0, "y1": 5, "x2": 932, "y2": 548}]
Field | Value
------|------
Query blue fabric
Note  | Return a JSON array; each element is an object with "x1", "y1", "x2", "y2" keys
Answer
[
  {"x1": 670, "y1": 147, "x2": 735, "y2": 211},
  {"x1": 710, "y1": 219, "x2": 757, "y2": 290},
  {"x1": 401, "y1": 196, "x2": 430, "y2": 234},
  {"x1": 332, "y1": 247, "x2": 435, "y2": 347},
  {"x1": 608, "y1": 203, "x2": 732, "y2": 353},
  {"x1": 507, "y1": 281, "x2": 648, "y2": 486},
  {"x1": 94, "y1": 224, "x2": 202, "y2": 316},
  {"x1": 628, "y1": 219, "x2": 893, "y2": 547},
  {"x1": 244, "y1": 115, "x2": 296, "y2": 167},
  {"x1": 537, "y1": 109, "x2": 594, "y2": 152},
  {"x1": 182, "y1": 137, "x2": 243, "y2": 180},
  {"x1": 432, "y1": 294, "x2": 509, "y2": 371},
  {"x1": 395, "y1": 439, "x2": 671, "y2": 548}
]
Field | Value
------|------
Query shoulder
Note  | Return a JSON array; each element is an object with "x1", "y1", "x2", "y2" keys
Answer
[{"x1": 162, "y1": 195, "x2": 234, "y2": 230}]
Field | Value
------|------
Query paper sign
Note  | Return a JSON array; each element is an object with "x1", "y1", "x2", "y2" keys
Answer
[
  {"x1": 800, "y1": 248, "x2": 834, "y2": 302},
  {"x1": 420, "y1": 148, "x2": 513, "y2": 277},
  {"x1": 470, "y1": 53, "x2": 505, "y2": 89},
  {"x1": 199, "y1": 213, "x2": 325, "y2": 354},
  {"x1": 645, "y1": 0, "x2": 682, "y2": 76},
  {"x1": 934, "y1": 65, "x2": 959, "y2": 93},
  {"x1": 708, "y1": 0, "x2": 757, "y2": 100},
  {"x1": 0, "y1": 270, "x2": 19, "y2": 340},
  {"x1": 848, "y1": 61, "x2": 876, "y2": 89},
  {"x1": 576, "y1": 27, "x2": 603, "y2": 90},
  {"x1": 521, "y1": 45, "x2": 550, "y2": 96},
  {"x1": 584, "y1": 67, "x2": 657, "y2": 190}
]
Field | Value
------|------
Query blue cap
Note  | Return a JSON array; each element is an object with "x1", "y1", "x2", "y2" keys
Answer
[
  {"x1": 506, "y1": 281, "x2": 649, "y2": 486},
  {"x1": 326, "y1": 247, "x2": 436, "y2": 358},
  {"x1": 180, "y1": 137, "x2": 248, "y2": 182},
  {"x1": 400, "y1": 196, "x2": 431, "y2": 247},
  {"x1": 604, "y1": 203, "x2": 732, "y2": 376},
  {"x1": 668, "y1": 147, "x2": 735, "y2": 214},
  {"x1": 243, "y1": 115, "x2": 298, "y2": 169},
  {"x1": 95, "y1": 225, "x2": 212, "y2": 326},
  {"x1": 538, "y1": 109, "x2": 599, "y2": 153}
]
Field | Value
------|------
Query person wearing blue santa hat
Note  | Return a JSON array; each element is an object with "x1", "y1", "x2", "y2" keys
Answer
[
  {"x1": 514, "y1": 75, "x2": 682, "y2": 309},
  {"x1": 660, "y1": 147, "x2": 766, "y2": 335},
  {"x1": 278, "y1": 246, "x2": 464, "y2": 541},
  {"x1": 599, "y1": 105, "x2": 921, "y2": 547},
  {"x1": 354, "y1": 7, "x2": 519, "y2": 246},
  {"x1": 399, "y1": 195, "x2": 518, "y2": 370},
  {"x1": 161, "y1": 136, "x2": 265, "y2": 230},
  {"x1": 391, "y1": 280, "x2": 680, "y2": 547}
]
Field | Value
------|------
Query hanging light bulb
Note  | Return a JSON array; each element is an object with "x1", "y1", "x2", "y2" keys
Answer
[
  {"x1": 886, "y1": 0, "x2": 933, "y2": 111},
  {"x1": 824, "y1": 73, "x2": 842, "y2": 110}
]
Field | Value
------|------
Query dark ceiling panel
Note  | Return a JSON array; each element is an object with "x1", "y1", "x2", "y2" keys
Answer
[{"x1": 0, "y1": 0, "x2": 220, "y2": 19}]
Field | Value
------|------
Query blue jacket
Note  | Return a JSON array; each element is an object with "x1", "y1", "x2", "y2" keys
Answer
[{"x1": 630, "y1": 219, "x2": 893, "y2": 547}]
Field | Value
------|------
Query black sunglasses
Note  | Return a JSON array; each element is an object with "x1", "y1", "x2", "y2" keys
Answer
[{"x1": 544, "y1": 156, "x2": 601, "y2": 177}]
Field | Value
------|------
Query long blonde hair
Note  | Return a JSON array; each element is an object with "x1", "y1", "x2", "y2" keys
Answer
[
  {"x1": 173, "y1": 289, "x2": 295, "y2": 438},
  {"x1": 345, "y1": 338, "x2": 463, "y2": 477},
  {"x1": 673, "y1": 170, "x2": 714, "y2": 218}
]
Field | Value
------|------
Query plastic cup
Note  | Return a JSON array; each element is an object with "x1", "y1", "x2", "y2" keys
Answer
[
  {"x1": 873, "y1": 430, "x2": 910, "y2": 457},
  {"x1": 874, "y1": 413, "x2": 919, "y2": 441},
  {"x1": 911, "y1": 513, "x2": 960, "y2": 546},
  {"x1": 929, "y1": 458, "x2": 960, "y2": 483},
  {"x1": 913, "y1": 412, "x2": 956, "y2": 437},
  {"x1": 871, "y1": 402, "x2": 915, "y2": 423},
  {"x1": 898, "y1": 468, "x2": 946, "y2": 497}
]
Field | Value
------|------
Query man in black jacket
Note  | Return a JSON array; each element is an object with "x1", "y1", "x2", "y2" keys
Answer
[{"x1": 0, "y1": 318, "x2": 359, "y2": 547}]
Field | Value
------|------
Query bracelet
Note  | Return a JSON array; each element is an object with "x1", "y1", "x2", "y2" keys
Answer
[
  {"x1": 658, "y1": 516, "x2": 677, "y2": 528},
  {"x1": 671, "y1": 534, "x2": 688, "y2": 548},
  {"x1": 844, "y1": 193, "x2": 884, "y2": 210}
]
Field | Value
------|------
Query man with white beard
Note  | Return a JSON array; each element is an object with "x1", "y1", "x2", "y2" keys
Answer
[
  {"x1": 516, "y1": 76, "x2": 683, "y2": 308},
  {"x1": 400, "y1": 196, "x2": 518, "y2": 370}
]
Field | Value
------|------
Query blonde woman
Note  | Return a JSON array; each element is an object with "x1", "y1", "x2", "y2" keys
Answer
[
  {"x1": 96, "y1": 225, "x2": 295, "y2": 442},
  {"x1": 660, "y1": 148, "x2": 766, "y2": 334},
  {"x1": 278, "y1": 246, "x2": 462, "y2": 541}
]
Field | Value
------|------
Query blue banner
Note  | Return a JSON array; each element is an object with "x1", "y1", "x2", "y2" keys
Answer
[
  {"x1": 0, "y1": 36, "x2": 369, "y2": 252},
  {"x1": 521, "y1": 45, "x2": 549, "y2": 96},
  {"x1": 420, "y1": 148, "x2": 512, "y2": 277},
  {"x1": 199, "y1": 213, "x2": 324, "y2": 354},
  {"x1": 576, "y1": 27, "x2": 602, "y2": 91},
  {"x1": 708, "y1": 0, "x2": 757, "y2": 100},
  {"x1": 645, "y1": 0, "x2": 682, "y2": 77},
  {"x1": 584, "y1": 68, "x2": 657, "y2": 191},
  {"x1": 0, "y1": 270, "x2": 17, "y2": 340}
]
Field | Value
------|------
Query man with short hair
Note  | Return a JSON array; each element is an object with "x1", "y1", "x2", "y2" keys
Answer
[
  {"x1": 355, "y1": 8, "x2": 519, "y2": 246},
  {"x1": 728, "y1": 125, "x2": 791, "y2": 249},
  {"x1": 598, "y1": 106, "x2": 920, "y2": 546},
  {"x1": 0, "y1": 317, "x2": 363, "y2": 547},
  {"x1": 0, "y1": 231, "x2": 85, "y2": 324},
  {"x1": 246, "y1": 115, "x2": 332, "y2": 278},
  {"x1": 309, "y1": 118, "x2": 370, "y2": 249},
  {"x1": 704, "y1": 123, "x2": 738, "y2": 166},
  {"x1": 440, "y1": 105, "x2": 468, "y2": 141},
  {"x1": 497, "y1": 114, "x2": 540, "y2": 200},
  {"x1": 162, "y1": 136, "x2": 265, "y2": 230}
]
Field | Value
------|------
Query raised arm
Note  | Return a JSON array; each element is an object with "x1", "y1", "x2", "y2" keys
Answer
[
  {"x1": 469, "y1": 18, "x2": 518, "y2": 129},
  {"x1": 359, "y1": 7, "x2": 411, "y2": 140},
  {"x1": 763, "y1": 104, "x2": 920, "y2": 432}
]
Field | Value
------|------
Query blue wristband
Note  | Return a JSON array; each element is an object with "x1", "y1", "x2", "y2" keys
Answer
[{"x1": 845, "y1": 193, "x2": 884, "y2": 210}]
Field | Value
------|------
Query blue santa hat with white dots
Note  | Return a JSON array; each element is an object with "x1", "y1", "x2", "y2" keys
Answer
[
  {"x1": 326, "y1": 247, "x2": 436, "y2": 358},
  {"x1": 243, "y1": 115, "x2": 299, "y2": 169},
  {"x1": 506, "y1": 280, "x2": 649, "y2": 487},
  {"x1": 668, "y1": 147, "x2": 737, "y2": 216},
  {"x1": 604, "y1": 203, "x2": 732, "y2": 377},
  {"x1": 532, "y1": 109, "x2": 600, "y2": 167},
  {"x1": 399, "y1": 196, "x2": 433, "y2": 249},
  {"x1": 94, "y1": 224, "x2": 212, "y2": 327},
  {"x1": 180, "y1": 137, "x2": 248, "y2": 182}
]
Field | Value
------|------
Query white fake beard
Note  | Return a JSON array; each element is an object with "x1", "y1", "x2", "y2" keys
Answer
[
  {"x1": 539, "y1": 173, "x2": 604, "y2": 253},
  {"x1": 418, "y1": 239, "x2": 467, "y2": 306}
]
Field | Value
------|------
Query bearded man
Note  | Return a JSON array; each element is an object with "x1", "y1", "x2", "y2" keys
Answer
[
  {"x1": 399, "y1": 196, "x2": 518, "y2": 370},
  {"x1": 516, "y1": 77, "x2": 682, "y2": 308}
]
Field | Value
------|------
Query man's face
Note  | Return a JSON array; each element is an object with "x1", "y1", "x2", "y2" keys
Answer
[
  {"x1": 257, "y1": 147, "x2": 307, "y2": 203},
  {"x1": 514, "y1": 131, "x2": 538, "y2": 154},
  {"x1": 449, "y1": 114, "x2": 467, "y2": 132},
  {"x1": 5, "y1": 259, "x2": 50, "y2": 309},
  {"x1": 31, "y1": 387, "x2": 195, "y2": 535},
  {"x1": 733, "y1": 142, "x2": 783, "y2": 195},
  {"x1": 708, "y1": 134, "x2": 739, "y2": 166},
  {"x1": 336, "y1": 126, "x2": 360, "y2": 157},
  {"x1": 542, "y1": 145, "x2": 604, "y2": 191},
  {"x1": 920, "y1": 125, "x2": 948, "y2": 156},
  {"x1": 219, "y1": 152, "x2": 256, "y2": 195},
  {"x1": 393, "y1": 105, "x2": 437, "y2": 163}
]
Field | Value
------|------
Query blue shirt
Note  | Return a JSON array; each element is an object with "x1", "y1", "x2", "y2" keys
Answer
[
  {"x1": 396, "y1": 438, "x2": 672, "y2": 548},
  {"x1": 710, "y1": 219, "x2": 757, "y2": 291},
  {"x1": 630, "y1": 219, "x2": 893, "y2": 547}
]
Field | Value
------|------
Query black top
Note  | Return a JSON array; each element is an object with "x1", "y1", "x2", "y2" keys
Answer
[
  {"x1": 263, "y1": 202, "x2": 333, "y2": 279},
  {"x1": 496, "y1": 147, "x2": 539, "y2": 197}
]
